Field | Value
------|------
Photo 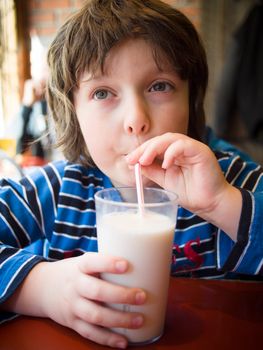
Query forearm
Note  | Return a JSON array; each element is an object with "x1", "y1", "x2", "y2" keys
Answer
[{"x1": 0, "y1": 262, "x2": 51, "y2": 317}]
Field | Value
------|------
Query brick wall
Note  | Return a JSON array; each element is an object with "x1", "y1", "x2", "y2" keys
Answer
[
  {"x1": 27, "y1": 0, "x2": 202, "y2": 47},
  {"x1": 28, "y1": 0, "x2": 81, "y2": 46}
]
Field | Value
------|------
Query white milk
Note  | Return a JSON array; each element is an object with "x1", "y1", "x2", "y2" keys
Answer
[{"x1": 97, "y1": 210, "x2": 175, "y2": 344}]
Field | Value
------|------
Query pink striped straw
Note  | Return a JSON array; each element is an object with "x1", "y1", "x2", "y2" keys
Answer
[{"x1": 135, "y1": 163, "x2": 145, "y2": 216}]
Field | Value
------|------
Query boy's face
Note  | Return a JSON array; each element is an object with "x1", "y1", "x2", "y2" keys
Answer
[{"x1": 73, "y1": 38, "x2": 189, "y2": 187}]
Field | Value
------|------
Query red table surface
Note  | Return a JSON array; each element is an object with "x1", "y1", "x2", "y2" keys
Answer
[{"x1": 0, "y1": 277, "x2": 262, "y2": 350}]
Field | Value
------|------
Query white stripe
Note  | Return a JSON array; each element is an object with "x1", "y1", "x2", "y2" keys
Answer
[
  {"x1": 176, "y1": 236, "x2": 215, "y2": 249},
  {"x1": 54, "y1": 220, "x2": 94, "y2": 229},
  {"x1": 22, "y1": 183, "x2": 28, "y2": 201},
  {"x1": 0, "y1": 198, "x2": 32, "y2": 243},
  {"x1": 53, "y1": 231, "x2": 97, "y2": 240},
  {"x1": 173, "y1": 264, "x2": 217, "y2": 274},
  {"x1": 0, "y1": 255, "x2": 36, "y2": 298},
  {"x1": 230, "y1": 162, "x2": 245, "y2": 185},
  {"x1": 82, "y1": 175, "x2": 103, "y2": 182},
  {"x1": 240, "y1": 165, "x2": 261, "y2": 188},
  {"x1": 218, "y1": 153, "x2": 233, "y2": 162},
  {"x1": 26, "y1": 176, "x2": 45, "y2": 233},
  {"x1": 252, "y1": 172, "x2": 263, "y2": 192},
  {"x1": 175, "y1": 221, "x2": 208, "y2": 232},
  {"x1": 0, "y1": 213, "x2": 21, "y2": 247},
  {"x1": 177, "y1": 212, "x2": 196, "y2": 220},
  {"x1": 57, "y1": 204, "x2": 95, "y2": 213},
  {"x1": 255, "y1": 258, "x2": 263, "y2": 274},
  {"x1": 49, "y1": 246, "x2": 88, "y2": 254},
  {"x1": 175, "y1": 248, "x2": 215, "y2": 263},
  {"x1": 9, "y1": 183, "x2": 43, "y2": 233},
  {"x1": 64, "y1": 178, "x2": 103, "y2": 190},
  {"x1": 49, "y1": 162, "x2": 62, "y2": 187},
  {"x1": 0, "y1": 313, "x2": 19, "y2": 324},
  {"x1": 60, "y1": 192, "x2": 95, "y2": 202},
  {"x1": 216, "y1": 229, "x2": 221, "y2": 267},
  {"x1": 224, "y1": 155, "x2": 239, "y2": 180},
  {"x1": 43, "y1": 239, "x2": 49, "y2": 258},
  {"x1": 39, "y1": 167, "x2": 57, "y2": 217},
  {"x1": 0, "y1": 249, "x2": 21, "y2": 270},
  {"x1": 65, "y1": 166, "x2": 104, "y2": 182},
  {"x1": 203, "y1": 273, "x2": 227, "y2": 280}
]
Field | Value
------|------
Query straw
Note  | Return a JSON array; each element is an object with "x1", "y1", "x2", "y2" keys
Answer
[{"x1": 135, "y1": 163, "x2": 145, "y2": 216}]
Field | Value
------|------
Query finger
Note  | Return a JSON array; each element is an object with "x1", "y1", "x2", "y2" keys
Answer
[
  {"x1": 73, "y1": 318, "x2": 128, "y2": 349},
  {"x1": 78, "y1": 274, "x2": 146, "y2": 305},
  {"x1": 127, "y1": 133, "x2": 179, "y2": 166},
  {"x1": 141, "y1": 162, "x2": 166, "y2": 188},
  {"x1": 134, "y1": 136, "x2": 173, "y2": 166},
  {"x1": 162, "y1": 138, "x2": 206, "y2": 169},
  {"x1": 162, "y1": 141, "x2": 185, "y2": 169},
  {"x1": 74, "y1": 298, "x2": 144, "y2": 329},
  {"x1": 78, "y1": 252, "x2": 129, "y2": 274},
  {"x1": 126, "y1": 139, "x2": 152, "y2": 165}
]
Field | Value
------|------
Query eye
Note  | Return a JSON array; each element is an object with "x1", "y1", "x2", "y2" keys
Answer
[
  {"x1": 149, "y1": 81, "x2": 173, "y2": 92},
  {"x1": 93, "y1": 89, "x2": 112, "y2": 100}
]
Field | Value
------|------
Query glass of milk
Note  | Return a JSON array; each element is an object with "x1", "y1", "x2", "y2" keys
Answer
[{"x1": 95, "y1": 187, "x2": 178, "y2": 345}]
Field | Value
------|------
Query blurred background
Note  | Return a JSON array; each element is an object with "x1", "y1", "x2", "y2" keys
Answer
[{"x1": 0, "y1": 0, "x2": 262, "y2": 177}]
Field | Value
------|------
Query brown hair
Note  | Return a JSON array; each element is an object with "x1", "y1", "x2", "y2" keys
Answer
[{"x1": 47, "y1": 0, "x2": 208, "y2": 165}]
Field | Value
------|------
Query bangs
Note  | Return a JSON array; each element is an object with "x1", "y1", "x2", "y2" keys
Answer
[{"x1": 64, "y1": 0, "x2": 196, "y2": 85}]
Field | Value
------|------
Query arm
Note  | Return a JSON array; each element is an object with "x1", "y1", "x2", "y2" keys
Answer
[
  {"x1": 0, "y1": 165, "x2": 146, "y2": 348},
  {"x1": 1, "y1": 253, "x2": 146, "y2": 349},
  {"x1": 126, "y1": 132, "x2": 263, "y2": 276}
]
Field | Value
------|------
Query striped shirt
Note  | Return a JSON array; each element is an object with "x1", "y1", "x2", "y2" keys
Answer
[{"x1": 1, "y1": 129, "x2": 263, "y2": 322}]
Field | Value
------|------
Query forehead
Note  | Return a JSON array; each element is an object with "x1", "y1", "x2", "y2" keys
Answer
[{"x1": 81, "y1": 38, "x2": 178, "y2": 81}]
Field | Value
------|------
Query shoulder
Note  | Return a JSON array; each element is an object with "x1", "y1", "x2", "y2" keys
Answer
[
  {"x1": 204, "y1": 127, "x2": 263, "y2": 191},
  {"x1": 22, "y1": 160, "x2": 112, "y2": 190},
  {"x1": 205, "y1": 126, "x2": 252, "y2": 161},
  {"x1": 54, "y1": 161, "x2": 113, "y2": 192}
]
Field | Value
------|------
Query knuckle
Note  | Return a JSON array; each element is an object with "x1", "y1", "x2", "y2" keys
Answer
[
  {"x1": 117, "y1": 287, "x2": 131, "y2": 304},
  {"x1": 124, "y1": 287, "x2": 139, "y2": 304},
  {"x1": 88, "y1": 282, "x2": 103, "y2": 300},
  {"x1": 89, "y1": 309, "x2": 104, "y2": 325}
]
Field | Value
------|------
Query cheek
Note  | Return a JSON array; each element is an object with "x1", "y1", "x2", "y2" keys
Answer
[
  {"x1": 161, "y1": 105, "x2": 189, "y2": 134},
  {"x1": 78, "y1": 119, "x2": 115, "y2": 169},
  {"x1": 77, "y1": 118, "x2": 100, "y2": 151},
  {"x1": 82, "y1": 127, "x2": 103, "y2": 154}
]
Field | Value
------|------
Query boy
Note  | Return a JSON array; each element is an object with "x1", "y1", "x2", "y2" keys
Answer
[{"x1": 1, "y1": 0, "x2": 262, "y2": 348}]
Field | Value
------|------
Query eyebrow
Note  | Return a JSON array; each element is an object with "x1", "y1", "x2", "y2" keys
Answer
[
  {"x1": 79, "y1": 63, "x2": 181, "y2": 86},
  {"x1": 80, "y1": 75, "x2": 99, "y2": 84}
]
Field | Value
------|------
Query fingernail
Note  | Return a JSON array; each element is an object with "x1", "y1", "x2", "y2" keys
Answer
[
  {"x1": 115, "y1": 260, "x2": 127, "y2": 272},
  {"x1": 135, "y1": 291, "x2": 146, "y2": 304},
  {"x1": 115, "y1": 341, "x2": 127, "y2": 349},
  {"x1": 162, "y1": 160, "x2": 168, "y2": 169},
  {"x1": 132, "y1": 315, "x2": 144, "y2": 328}
]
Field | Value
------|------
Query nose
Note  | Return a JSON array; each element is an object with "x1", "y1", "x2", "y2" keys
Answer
[{"x1": 123, "y1": 95, "x2": 150, "y2": 135}]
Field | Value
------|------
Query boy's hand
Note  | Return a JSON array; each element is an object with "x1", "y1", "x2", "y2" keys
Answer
[
  {"x1": 3, "y1": 253, "x2": 146, "y2": 349},
  {"x1": 127, "y1": 133, "x2": 226, "y2": 213},
  {"x1": 127, "y1": 133, "x2": 242, "y2": 240}
]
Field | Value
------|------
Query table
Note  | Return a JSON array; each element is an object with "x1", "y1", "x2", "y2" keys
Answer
[{"x1": 0, "y1": 277, "x2": 262, "y2": 350}]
